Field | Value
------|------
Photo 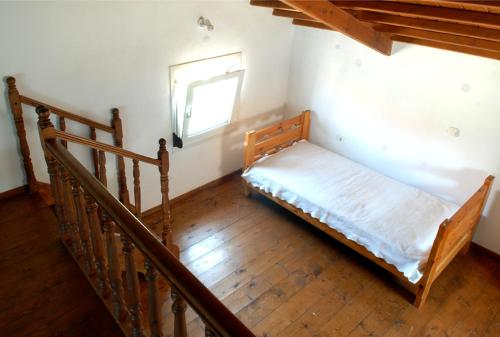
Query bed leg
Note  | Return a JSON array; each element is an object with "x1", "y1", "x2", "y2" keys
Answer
[
  {"x1": 414, "y1": 282, "x2": 431, "y2": 308},
  {"x1": 243, "y1": 184, "x2": 251, "y2": 198}
]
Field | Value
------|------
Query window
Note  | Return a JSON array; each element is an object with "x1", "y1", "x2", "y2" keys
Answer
[{"x1": 170, "y1": 53, "x2": 244, "y2": 148}]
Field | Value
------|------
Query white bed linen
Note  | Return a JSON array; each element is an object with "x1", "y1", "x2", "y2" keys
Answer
[{"x1": 242, "y1": 140, "x2": 459, "y2": 283}]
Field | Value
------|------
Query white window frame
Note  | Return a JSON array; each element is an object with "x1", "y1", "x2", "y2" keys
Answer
[
  {"x1": 169, "y1": 52, "x2": 244, "y2": 149},
  {"x1": 182, "y1": 70, "x2": 244, "y2": 143}
]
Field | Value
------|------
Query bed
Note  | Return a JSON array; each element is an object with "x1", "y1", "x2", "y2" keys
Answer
[{"x1": 241, "y1": 110, "x2": 494, "y2": 307}]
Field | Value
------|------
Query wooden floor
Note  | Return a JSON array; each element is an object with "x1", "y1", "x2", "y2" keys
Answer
[
  {"x1": 0, "y1": 193, "x2": 123, "y2": 337},
  {"x1": 1, "y1": 177, "x2": 498, "y2": 337},
  {"x1": 146, "y1": 175, "x2": 500, "y2": 337}
]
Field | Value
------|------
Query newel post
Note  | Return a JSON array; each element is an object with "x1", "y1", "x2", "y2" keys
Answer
[
  {"x1": 36, "y1": 105, "x2": 56, "y2": 145},
  {"x1": 112, "y1": 108, "x2": 130, "y2": 207},
  {"x1": 7, "y1": 77, "x2": 38, "y2": 192},
  {"x1": 158, "y1": 138, "x2": 173, "y2": 250}
]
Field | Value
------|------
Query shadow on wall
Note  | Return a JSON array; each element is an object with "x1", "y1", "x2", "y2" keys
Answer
[
  {"x1": 219, "y1": 106, "x2": 284, "y2": 174},
  {"x1": 307, "y1": 115, "x2": 499, "y2": 250},
  {"x1": 306, "y1": 115, "x2": 493, "y2": 205},
  {"x1": 418, "y1": 166, "x2": 498, "y2": 248},
  {"x1": 475, "y1": 190, "x2": 500, "y2": 250},
  {"x1": 390, "y1": 41, "x2": 410, "y2": 55},
  {"x1": 391, "y1": 164, "x2": 491, "y2": 204}
]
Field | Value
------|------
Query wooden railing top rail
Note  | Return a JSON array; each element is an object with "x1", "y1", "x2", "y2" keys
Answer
[
  {"x1": 53, "y1": 129, "x2": 161, "y2": 166},
  {"x1": 19, "y1": 93, "x2": 115, "y2": 133},
  {"x1": 44, "y1": 138, "x2": 256, "y2": 337},
  {"x1": 6, "y1": 76, "x2": 129, "y2": 194}
]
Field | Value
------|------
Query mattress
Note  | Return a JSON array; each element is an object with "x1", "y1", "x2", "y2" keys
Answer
[{"x1": 242, "y1": 140, "x2": 459, "y2": 283}]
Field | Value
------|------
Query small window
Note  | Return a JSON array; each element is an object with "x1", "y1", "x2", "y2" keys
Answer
[{"x1": 170, "y1": 53, "x2": 244, "y2": 148}]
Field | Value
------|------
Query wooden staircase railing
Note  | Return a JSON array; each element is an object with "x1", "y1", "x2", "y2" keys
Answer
[
  {"x1": 6, "y1": 76, "x2": 130, "y2": 206},
  {"x1": 37, "y1": 106, "x2": 256, "y2": 337},
  {"x1": 46, "y1": 120, "x2": 172, "y2": 246}
]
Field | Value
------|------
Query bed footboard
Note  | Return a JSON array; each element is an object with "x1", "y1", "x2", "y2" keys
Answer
[{"x1": 415, "y1": 175, "x2": 494, "y2": 307}]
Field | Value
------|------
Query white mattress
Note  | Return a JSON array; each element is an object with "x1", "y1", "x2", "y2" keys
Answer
[{"x1": 242, "y1": 140, "x2": 459, "y2": 283}]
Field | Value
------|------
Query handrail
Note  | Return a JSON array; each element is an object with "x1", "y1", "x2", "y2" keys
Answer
[
  {"x1": 45, "y1": 138, "x2": 256, "y2": 337},
  {"x1": 54, "y1": 129, "x2": 161, "y2": 166},
  {"x1": 20, "y1": 95, "x2": 115, "y2": 133},
  {"x1": 6, "y1": 76, "x2": 125, "y2": 193}
]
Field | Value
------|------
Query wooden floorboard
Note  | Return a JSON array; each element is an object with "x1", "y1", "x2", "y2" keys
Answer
[
  {"x1": 0, "y1": 193, "x2": 123, "y2": 337},
  {"x1": 2, "y1": 175, "x2": 498, "y2": 337},
  {"x1": 163, "y1": 175, "x2": 499, "y2": 337}
]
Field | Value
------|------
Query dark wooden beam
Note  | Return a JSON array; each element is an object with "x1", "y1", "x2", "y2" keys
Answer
[
  {"x1": 249, "y1": 0, "x2": 293, "y2": 10},
  {"x1": 292, "y1": 19, "x2": 333, "y2": 31},
  {"x1": 352, "y1": 11, "x2": 500, "y2": 42},
  {"x1": 378, "y1": 24, "x2": 500, "y2": 52},
  {"x1": 333, "y1": 1, "x2": 500, "y2": 29},
  {"x1": 272, "y1": 8, "x2": 314, "y2": 21},
  {"x1": 281, "y1": 0, "x2": 393, "y2": 55},
  {"x1": 394, "y1": 0, "x2": 500, "y2": 14},
  {"x1": 393, "y1": 36, "x2": 500, "y2": 60}
]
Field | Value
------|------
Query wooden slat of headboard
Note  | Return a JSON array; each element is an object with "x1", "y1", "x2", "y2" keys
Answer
[
  {"x1": 254, "y1": 127, "x2": 302, "y2": 154},
  {"x1": 255, "y1": 114, "x2": 303, "y2": 141}
]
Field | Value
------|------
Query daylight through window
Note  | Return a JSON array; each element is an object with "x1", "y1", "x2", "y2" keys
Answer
[{"x1": 170, "y1": 52, "x2": 244, "y2": 148}]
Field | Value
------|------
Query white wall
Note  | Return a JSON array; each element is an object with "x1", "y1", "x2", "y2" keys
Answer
[
  {"x1": 286, "y1": 27, "x2": 500, "y2": 253},
  {"x1": 2, "y1": 2, "x2": 498, "y2": 253},
  {"x1": 0, "y1": 1, "x2": 293, "y2": 208}
]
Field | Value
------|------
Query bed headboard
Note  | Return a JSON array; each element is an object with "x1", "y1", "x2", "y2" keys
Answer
[{"x1": 243, "y1": 110, "x2": 310, "y2": 169}]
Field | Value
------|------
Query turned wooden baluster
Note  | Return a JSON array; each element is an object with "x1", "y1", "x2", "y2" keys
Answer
[
  {"x1": 90, "y1": 127, "x2": 99, "y2": 178},
  {"x1": 102, "y1": 214, "x2": 127, "y2": 320},
  {"x1": 85, "y1": 192, "x2": 110, "y2": 296},
  {"x1": 36, "y1": 106, "x2": 81, "y2": 254},
  {"x1": 58, "y1": 116, "x2": 68, "y2": 148},
  {"x1": 158, "y1": 139, "x2": 173, "y2": 249},
  {"x1": 172, "y1": 289, "x2": 188, "y2": 337},
  {"x1": 46, "y1": 157, "x2": 70, "y2": 242},
  {"x1": 133, "y1": 159, "x2": 141, "y2": 217},
  {"x1": 121, "y1": 234, "x2": 145, "y2": 337},
  {"x1": 61, "y1": 168, "x2": 83, "y2": 256},
  {"x1": 7, "y1": 77, "x2": 38, "y2": 193},
  {"x1": 99, "y1": 150, "x2": 107, "y2": 187},
  {"x1": 145, "y1": 259, "x2": 163, "y2": 337},
  {"x1": 71, "y1": 178, "x2": 96, "y2": 275},
  {"x1": 112, "y1": 108, "x2": 131, "y2": 207}
]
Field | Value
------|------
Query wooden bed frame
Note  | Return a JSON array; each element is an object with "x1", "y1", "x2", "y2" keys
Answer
[{"x1": 242, "y1": 110, "x2": 494, "y2": 308}]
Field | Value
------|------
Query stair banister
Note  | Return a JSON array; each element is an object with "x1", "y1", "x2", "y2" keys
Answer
[
  {"x1": 37, "y1": 105, "x2": 256, "y2": 337},
  {"x1": 6, "y1": 76, "x2": 131, "y2": 200}
]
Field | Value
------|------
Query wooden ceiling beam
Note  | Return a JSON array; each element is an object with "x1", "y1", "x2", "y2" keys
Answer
[
  {"x1": 290, "y1": 16, "x2": 500, "y2": 61},
  {"x1": 351, "y1": 11, "x2": 500, "y2": 42},
  {"x1": 249, "y1": 0, "x2": 294, "y2": 10},
  {"x1": 377, "y1": 24, "x2": 500, "y2": 52},
  {"x1": 272, "y1": 8, "x2": 313, "y2": 21},
  {"x1": 281, "y1": 0, "x2": 393, "y2": 55},
  {"x1": 393, "y1": 35, "x2": 500, "y2": 60},
  {"x1": 332, "y1": 1, "x2": 500, "y2": 29},
  {"x1": 393, "y1": 0, "x2": 500, "y2": 14},
  {"x1": 292, "y1": 19, "x2": 333, "y2": 31}
]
